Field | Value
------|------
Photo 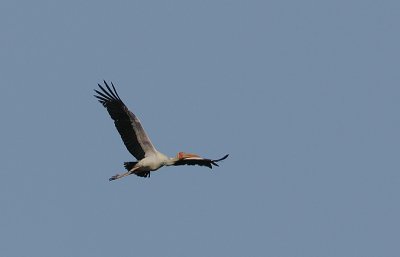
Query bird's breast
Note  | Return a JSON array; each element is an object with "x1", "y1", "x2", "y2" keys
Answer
[{"x1": 138, "y1": 154, "x2": 166, "y2": 171}]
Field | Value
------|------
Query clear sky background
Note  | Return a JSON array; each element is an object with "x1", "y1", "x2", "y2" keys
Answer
[{"x1": 1, "y1": 1, "x2": 399, "y2": 256}]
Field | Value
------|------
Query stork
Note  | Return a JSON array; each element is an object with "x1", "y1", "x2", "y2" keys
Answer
[{"x1": 94, "y1": 81, "x2": 228, "y2": 180}]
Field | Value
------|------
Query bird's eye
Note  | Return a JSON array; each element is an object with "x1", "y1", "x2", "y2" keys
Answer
[{"x1": 178, "y1": 152, "x2": 184, "y2": 159}]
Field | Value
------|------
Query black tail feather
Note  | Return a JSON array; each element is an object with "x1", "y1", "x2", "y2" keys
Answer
[{"x1": 124, "y1": 161, "x2": 137, "y2": 171}]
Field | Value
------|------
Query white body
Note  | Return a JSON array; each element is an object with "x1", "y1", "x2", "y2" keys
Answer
[{"x1": 137, "y1": 151, "x2": 170, "y2": 171}]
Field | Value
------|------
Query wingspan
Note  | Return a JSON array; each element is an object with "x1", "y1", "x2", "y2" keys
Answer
[
  {"x1": 173, "y1": 154, "x2": 229, "y2": 169},
  {"x1": 94, "y1": 81, "x2": 157, "y2": 160}
]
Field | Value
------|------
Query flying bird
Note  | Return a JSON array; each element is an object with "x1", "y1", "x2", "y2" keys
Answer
[{"x1": 94, "y1": 81, "x2": 228, "y2": 180}]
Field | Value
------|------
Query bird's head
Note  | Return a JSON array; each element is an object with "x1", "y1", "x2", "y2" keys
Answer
[{"x1": 177, "y1": 152, "x2": 200, "y2": 160}]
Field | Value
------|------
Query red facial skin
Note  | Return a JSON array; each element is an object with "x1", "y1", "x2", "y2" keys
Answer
[{"x1": 177, "y1": 152, "x2": 200, "y2": 159}]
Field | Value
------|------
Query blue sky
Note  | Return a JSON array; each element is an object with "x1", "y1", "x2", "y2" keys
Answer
[{"x1": 1, "y1": 1, "x2": 399, "y2": 256}]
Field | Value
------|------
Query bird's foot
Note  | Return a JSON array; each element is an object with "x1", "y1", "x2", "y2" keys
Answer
[{"x1": 109, "y1": 174, "x2": 120, "y2": 181}]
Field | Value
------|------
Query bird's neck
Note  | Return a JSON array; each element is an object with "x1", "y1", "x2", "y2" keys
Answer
[{"x1": 164, "y1": 157, "x2": 179, "y2": 166}]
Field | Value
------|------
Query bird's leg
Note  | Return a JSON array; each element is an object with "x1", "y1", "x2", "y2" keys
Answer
[{"x1": 109, "y1": 167, "x2": 139, "y2": 181}]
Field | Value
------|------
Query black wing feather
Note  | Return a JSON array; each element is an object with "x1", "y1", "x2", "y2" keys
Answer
[
  {"x1": 94, "y1": 81, "x2": 147, "y2": 160},
  {"x1": 174, "y1": 154, "x2": 229, "y2": 169}
]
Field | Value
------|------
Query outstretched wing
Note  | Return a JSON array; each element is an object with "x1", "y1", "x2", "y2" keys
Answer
[
  {"x1": 94, "y1": 81, "x2": 157, "y2": 160},
  {"x1": 173, "y1": 154, "x2": 229, "y2": 169}
]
